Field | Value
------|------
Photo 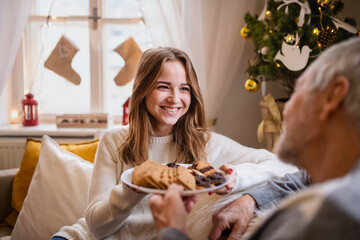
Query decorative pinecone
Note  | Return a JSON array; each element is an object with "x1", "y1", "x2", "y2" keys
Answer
[{"x1": 317, "y1": 27, "x2": 337, "y2": 49}]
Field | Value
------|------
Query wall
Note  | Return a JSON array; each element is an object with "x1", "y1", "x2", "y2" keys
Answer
[
  {"x1": 0, "y1": 0, "x2": 359, "y2": 144},
  {"x1": 216, "y1": 0, "x2": 360, "y2": 149}
]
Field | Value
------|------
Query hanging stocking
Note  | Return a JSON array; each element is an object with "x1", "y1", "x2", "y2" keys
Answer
[
  {"x1": 114, "y1": 37, "x2": 142, "y2": 86},
  {"x1": 44, "y1": 35, "x2": 81, "y2": 85}
]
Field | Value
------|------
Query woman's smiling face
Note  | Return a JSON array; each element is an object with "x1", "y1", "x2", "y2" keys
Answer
[{"x1": 146, "y1": 60, "x2": 191, "y2": 136}]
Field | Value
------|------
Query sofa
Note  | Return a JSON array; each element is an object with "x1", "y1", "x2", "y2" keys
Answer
[
  {"x1": 0, "y1": 135, "x2": 99, "y2": 240},
  {"x1": 0, "y1": 168, "x2": 18, "y2": 238},
  {"x1": 1, "y1": 134, "x2": 297, "y2": 240}
]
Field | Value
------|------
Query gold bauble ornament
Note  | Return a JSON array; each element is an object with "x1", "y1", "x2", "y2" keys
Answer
[
  {"x1": 245, "y1": 78, "x2": 259, "y2": 93},
  {"x1": 240, "y1": 26, "x2": 250, "y2": 38},
  {"x1": 265, "y1": 10, "x2": 272, "y2": 19}
]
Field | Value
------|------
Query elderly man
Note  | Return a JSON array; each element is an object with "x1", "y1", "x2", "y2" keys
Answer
[{"x1": 149, "y1": 37, "x2": 360, "y2": 240}]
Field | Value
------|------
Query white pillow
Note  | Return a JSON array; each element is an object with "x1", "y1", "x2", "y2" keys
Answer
[{"x1": 12, "y1": 135, "x2": 93, "y2": 240}]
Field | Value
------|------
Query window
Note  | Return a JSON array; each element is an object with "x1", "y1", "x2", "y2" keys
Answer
[{"x1": 13, "y1": 0, "x2": 152, "y2": 122}]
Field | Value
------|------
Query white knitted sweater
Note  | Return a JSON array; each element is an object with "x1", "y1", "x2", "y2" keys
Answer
[{"x1": 55, "y1": 126, "x2": 297, "y2": 240}]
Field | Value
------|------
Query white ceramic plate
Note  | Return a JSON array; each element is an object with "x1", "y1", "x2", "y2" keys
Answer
[{"x1": 121, "y1": 164, "x2": 229, "y2": 196}]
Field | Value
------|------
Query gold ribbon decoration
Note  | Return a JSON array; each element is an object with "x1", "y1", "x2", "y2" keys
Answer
[
  {"x1": 206, "y1": 118, "x2": 217, "y2": 127},
  {"x1": 257, "y1": 94, "x2": 283, "y2": 152}
]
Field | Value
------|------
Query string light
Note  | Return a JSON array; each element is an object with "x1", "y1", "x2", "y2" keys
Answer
[
  {"x1": 284, "y1": 34, "x2": 295, "y2": 43},
  {"x1": 28, "y1": 0, "x2": 56, "y2": 94},
  {"x1": 10, "y1": 110, "x2": 19, "y2": 123},
  {"x1": 313, "y1": 28, "x2": 320, "y2": 35}
]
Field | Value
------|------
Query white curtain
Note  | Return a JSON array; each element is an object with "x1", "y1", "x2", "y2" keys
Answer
[
  {"x1": 0, "y1": 0, "x2": 32, "y2": 97},
  {"x1": 141, "y1": 0, "x2": 259, "y2": 123}
]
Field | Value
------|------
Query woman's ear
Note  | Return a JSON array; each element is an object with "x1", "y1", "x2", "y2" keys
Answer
[{"x1": 320, "y1": 75, "x2": 350, "y2": 120}]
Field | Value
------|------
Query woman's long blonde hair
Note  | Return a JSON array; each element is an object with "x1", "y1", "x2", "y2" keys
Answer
[{"x1": 120, "y1": 47, "x2": 209, "y2": 166}]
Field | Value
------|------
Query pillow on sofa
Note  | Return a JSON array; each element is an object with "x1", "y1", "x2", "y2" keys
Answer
[
  {"x1": 11, "y1": 135, "x2": 93, "y2": 240},
  {"x1": 8, "y1": 137, "x2": 98, "y2": 226}
]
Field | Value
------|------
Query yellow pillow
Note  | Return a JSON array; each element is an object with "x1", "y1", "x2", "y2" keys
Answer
[{"x1": 8, "y1": 138, "x2": 98, "y2": 226}]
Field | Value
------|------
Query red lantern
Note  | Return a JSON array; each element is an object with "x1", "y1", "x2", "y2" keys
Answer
[
  {"x1": 21, "y1": 93, "x2": 39, "y2": 126},
  {"x1": 122, "y1": 97, "x2": 130, "y2": 125}
]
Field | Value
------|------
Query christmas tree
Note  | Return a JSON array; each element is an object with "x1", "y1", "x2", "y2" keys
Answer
[{"x1": 242, "y1": 0, "x2": 359, "y2": 96}]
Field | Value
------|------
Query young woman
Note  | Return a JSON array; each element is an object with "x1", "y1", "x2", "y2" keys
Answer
[{"x1": 53, "y1": 47, "x2": 296, "y2": 240}]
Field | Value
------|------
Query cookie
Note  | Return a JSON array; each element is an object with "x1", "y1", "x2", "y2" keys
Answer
[
  {"x1": 207, "y1": 172, "x2": 227, "y2": 186},
  {"x1": 132, "y1": 160, "x2": 221, "y2": 191},
  {"x1": 132, "y1": 160, "x2": 154, "y2": 187},
  {"x1": 132, "y1": 160, "x2": 164, "y2": 187},
  {"x1": 176, "y1": 168, "x2": 196, "y2": 190},
  {"x1": 196, "y1": 161, "x2": 216, "y2": 176},
  {"x1": 160, "y1": 169, "x2": 171, "y2": 188},
  {"x1": 146, "y1": 169, "x2": 166, "y2": 190},
  {"x1": 190, "y1": 161, "x2": 226, "y2": 187}
]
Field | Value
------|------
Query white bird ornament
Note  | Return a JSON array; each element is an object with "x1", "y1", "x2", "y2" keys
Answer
[{"x1": 274, "y1": 33, "x2": 312, "y2": 71}]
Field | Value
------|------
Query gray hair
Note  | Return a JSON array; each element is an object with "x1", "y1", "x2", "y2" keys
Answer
[{"x1": 306, "y1": 37, "x2": 360, "y2": 131}]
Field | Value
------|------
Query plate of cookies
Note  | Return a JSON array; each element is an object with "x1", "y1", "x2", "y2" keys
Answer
[{"x1": 121, "y1": 160, "x2": 229, "y2": 196}]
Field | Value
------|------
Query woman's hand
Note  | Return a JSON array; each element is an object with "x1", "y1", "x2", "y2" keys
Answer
[
  {"x1": 209, "y1": 164, "x2": 237, "y2": 196},
  {"x1": 123, "y1": 182, "x2": 147, "y2": 194}
]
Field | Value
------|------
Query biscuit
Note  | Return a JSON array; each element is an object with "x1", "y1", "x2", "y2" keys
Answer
[
  {"x1": 131, "y1": 160, "x2": 221, "y2": 191},
  {"x1": 146, "y1": 169, "x2": 165, "y2": 189},
  {"x1": 132, "y1": 160, "x2": 164, "y2": 187},
  {"x1": 208, "y1": 172, "x2": 227, "y2": 186},
  {"x1": 196, "y1": 161, "x2": 210, "y2": 170},
  {"x1": 132, "y1": 160, "x2": 153, "y2": 187},
  {"x1": 190, "y1": 162, "x2": 226, "y2": 188},
  {"x1": 196, "y1": 161, "x2": 217, "y2": 176},
  {"x1": 176, "y1": 168, "x2": 196, "y2": 190},
  {"x1": 160, "y1": 169, "x2": 171, "y2": 188}
]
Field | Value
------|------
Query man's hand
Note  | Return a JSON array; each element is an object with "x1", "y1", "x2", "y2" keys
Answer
[
  {"x1": 149, "y1": 184, "x2": 198, "y2": 232},
  {"x1": 209, "y1": 194, "x2": 257, "y2": 240}
]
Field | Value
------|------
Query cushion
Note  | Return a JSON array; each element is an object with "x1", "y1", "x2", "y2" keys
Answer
[
  {"x1": 9, "y1": 137, "x2": 98, "y2": 225},
  {"x1": 11, "y1": 135, "x2": 93, "y2": 240}
]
